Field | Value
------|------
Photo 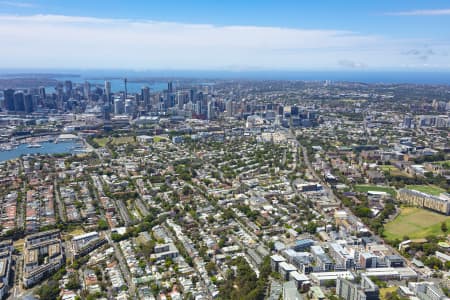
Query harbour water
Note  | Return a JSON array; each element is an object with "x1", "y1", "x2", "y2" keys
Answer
[{"x1": 0, "y1": 141, "x2": 84, "y2": 162}]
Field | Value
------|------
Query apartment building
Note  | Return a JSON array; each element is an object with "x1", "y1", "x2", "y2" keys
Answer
[{"x1": 397, "y1": 189, "x2": 450, "y2": 215}]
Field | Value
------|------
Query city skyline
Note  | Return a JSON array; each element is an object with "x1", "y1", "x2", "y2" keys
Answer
[{"x1": 0, "y1": 0, "x2": 450, "y2": 70}]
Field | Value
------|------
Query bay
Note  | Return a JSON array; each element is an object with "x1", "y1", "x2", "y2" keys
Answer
[{"x1": 0, "y1": 141, "x2": 84, "y2": 162}]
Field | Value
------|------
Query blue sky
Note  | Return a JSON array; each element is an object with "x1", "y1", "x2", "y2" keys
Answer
[{"x1": 0, "y1": 0, "x2": 449, "y2": 70}]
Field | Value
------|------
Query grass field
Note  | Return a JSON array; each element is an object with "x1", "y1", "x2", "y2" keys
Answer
[
  {"x1": 342, "y1": 99, "x2": 367, "y2": 103},
  {"x1": 380, "y1": 165, "x2": 412, "y2": 177},
  {"x1": 380, "y1": 287, "x2": 398, "y2": 300},
  {"x1": 384, "y1": 207, "x2": 450, "y2": 241},
  {"x1": 153, "y1": 135, "x2": 170, "y2": 142},
  {"x1": 406, "y1": 185, "x2": 446, "y2": 196},
  {"x1": 380, "y1": 165, "x2": 398, "y2": 172},
  {"x1": 354, "y1": 184, "x2": 397, "y2": 197},
  {"x1": 94, "y1": 136, "x2": 135, "y2": 147},
  {"x1": 67, "y1": 227, "x2": 86, "y2": 236}
]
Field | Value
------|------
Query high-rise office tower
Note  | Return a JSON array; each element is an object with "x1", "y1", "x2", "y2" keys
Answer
[
  {"x1": 13, "y1": 91, "x2": 25, "y2": 112},
  {"x1": 3, "y1": 89, "x2": 15, "y2": 111},
  {"x1": 102, "y1": 104, "x2": 111, "y2": 120},
  {"x1": 32, "y1": 95, "x2": 40, "y2": 109},
  {"x1": 125, "y1": 99, "x2": 134, "y2": 115},
  {"x1": 207, "y1": 100, "x2": 215, "y2": 120},
  {"x1": 24, "y1": 94, "x2": 33, "y2": 113},
  {"x1": 64, "y1": 80, "x2": 73, "y2": 96},
  {"x1": 190, "y1": 89, "x2": 196, "y2": 103},
  {"x1": 278, "y1": 105, "x2": 284, "y2": 116},
  {"x1": 168, "y1": 81, "x2": 173, "y2": 93},
  {"x1": 195, "y1": 101, "x2": 202, "y2": 116},
  {"x1": 114, "y1": 98, "x2": 125, "y2": 114},
  {"x1": 141, "y1": 86, "x2": 150, "y2": 110},
  {"x1": 124, "y1": 78, "x2": 128, "y2": 99},
  {"x1": 176, "y1": 91, "x2": 186, "y2": 109},
  {"x1": 105, "y1": 81, "x2": 112, "y2": 101},
  {"x1": 84, "y1": 81, "x2": 91, "y2": 99},
  {"x1": 38, "y1": 87, "x2": 46, "y2": 100},
  {"x1": 226, "y1": 100, "x2": 233, "y2": 117}
]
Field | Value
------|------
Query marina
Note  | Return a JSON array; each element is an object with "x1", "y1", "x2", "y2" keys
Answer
[{"x1": 0, "y1": 135, "x2": 87, "y2": 162}]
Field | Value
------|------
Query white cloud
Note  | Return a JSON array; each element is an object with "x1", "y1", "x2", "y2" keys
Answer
[
  {"x1": 338, "y1": 60, "x2": 368, "y2": 69},
  {"x1": 0, "y1": 1, "x2": 35, "y2": 8},
  {"x1": 0, "y1": 14, "x2": 448, "y2": 70},
  {"x1": 386, "y1": 9, "x2": 450, "y2": 16}
]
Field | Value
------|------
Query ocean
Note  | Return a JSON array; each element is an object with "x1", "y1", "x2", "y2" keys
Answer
[{"x1": 1, "y1": 69, "x2": 450, "y2": 86}]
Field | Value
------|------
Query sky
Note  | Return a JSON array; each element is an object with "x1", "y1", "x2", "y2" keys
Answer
[{"x1": 0, "y1": 0, "x2": 449, "y2": 71}]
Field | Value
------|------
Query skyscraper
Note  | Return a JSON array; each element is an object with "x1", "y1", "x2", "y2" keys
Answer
[
  {"x1": 125, "y1": 99, "x2": 134, "y2": 115},
  {"x1": 207, "y1": 100, "x2": 215, "y2": 120},
  {"x1": 105, "y1": 80, "x2": 112, "y2": 101},
  {"x1": 102, "y1": 104, "x2": 111, "y2": 121},
  {"x1": 84, "y1": 81, "x2": 91, "y2": 99},
  {"x1": 24, "y1": 94, "x2": 34, "y2": 113},
  {"x1": 168, "y1": 81, "x2": 173, "y2": 93},
  {"x1": 13, "y1": 91, "x2": 25, "y2": 112},
  {"x1": 124, "y1": 78, "x2": 128, "y2": 99},
  {"x1": 141, "y1": 86, "x2": 150, "y2": 110},
  {"x1": 39, "y1": 87, "x2": 46, "y2": 100},
  {"x1": 189, "y1": 89, "x2": 196, "y2": 103},
  {"x1": 226, "y1": 100, "x2": 233, "y2": 117},
  {"x1": 278, "y1": 105, "x2": 284, "y2": 116},
  {"x1": 291, "y1": 106, "x2": 299, "y2": 116},
  {"x1": 114, "y1": 98, "x2": 125, "y2": 114},
  {"x1": 3, "y1": 89, "x2": 15, "y2": 111},
  {"x1": 64, "y1": 80, "x2": 73, "y2": 96},
  {"x1": 176, "y1": 91, "x2": 186, "y2": 109}
]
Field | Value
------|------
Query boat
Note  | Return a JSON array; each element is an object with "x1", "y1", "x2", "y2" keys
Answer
[
  {"x1": 26, "y1": 143, "x2": 42, "y2": 148},
  {"x1": 0, "y1": 144, "x2": 15, "y2": 151}
]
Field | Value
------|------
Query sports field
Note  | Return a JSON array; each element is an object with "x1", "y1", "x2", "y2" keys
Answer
[
  {"x1": 354, "y1": 184, "x2": 396, "y2": 197},
  {"x1": 406, "y1": 185, "x2": 446, "y2": 196},
  {"x1": 384, "y1": 207, "x2": 450, "y2": 241},
  {"x1": 153, "y1": 135, "x2": 170, "y2": 142},
  {"x1": 379, "y1": 165, "x2": 398, "y2": 172},
  {"x1": 94, "y1": 136, "x2": 135, "y2": 147},
  {"x1": 379, "y1": 165, "x2": 412, "y2": 177}
]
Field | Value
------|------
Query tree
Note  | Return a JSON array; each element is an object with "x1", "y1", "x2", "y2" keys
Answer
[
  {"x1": 441, "y1": 222, "x2": 448, "y2": 234},
  {"x1": 66, "y1": 273, "x2": 81, "y2": 290},
  {"x1": 98, "y1": 219, "x2": 109, "y2": 230},
  {"x1": 324, "y1": 279, "x2": 336, "y2": 288},
  {"x1": 206, "y1": 261, "x2": 216, "y2": 276},
  {"x1": 37, "y1": 280, "x2": 60, "y2": 300},
  {"x1": 424, "y1": 256, "x2": 443, "y2": 269}
]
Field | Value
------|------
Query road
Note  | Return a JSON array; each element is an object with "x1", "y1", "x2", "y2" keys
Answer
[
  {"x1": 53, "y1": 179, "x2": 67, "y2": 222},
  {"x1": 288, "y1": 129, "x2": 338, "y2": 203},
  {"x1": 16, "y1": 182, "x2": 26, "y2": 230},
  {"x1": 10, "y1": 254, "x2": 23, "y2": 299},
  {"x1": 114, "y1": 198, "x2": 132, "y2": 226},
  {"x1": 135, "y1": 196, "x2": 150, "y2": 217},
  {"x1": 163, "y1": 222, "x2": 213, "y2": 299},
  {"x1": 299, "y1": 143, "x2": 338, "y2": 202},
  {"x1": 105, "y1": 231, "x2": 136, "y2": 297},
  {"x1": 90, "y1": 174, "x2": 137, "y2": 295},
  {"x1": 292, "y1": 130, "x2": 431, "y2": 277}
]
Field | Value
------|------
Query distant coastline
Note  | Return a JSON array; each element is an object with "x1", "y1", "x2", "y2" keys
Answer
[{"x1": 1, "y1": 69, "x2": 450, "y2": 85}]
